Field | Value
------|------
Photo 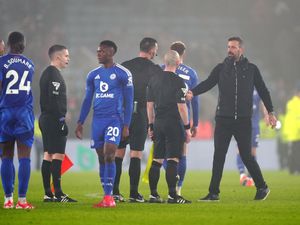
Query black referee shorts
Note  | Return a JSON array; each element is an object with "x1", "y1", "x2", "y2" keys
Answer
[
  {"x1": 128, "y1": 107, "x2": 148, "y2": 151},
  {"x1": 39, "y1": 114, "x2": 67, "y2": 154},
  {"x1": 153, "y1": 118, "x2": 185, "y2": 159},
  {"x1": 118, "y1": 138, "x2": 129, "y2": 149}
]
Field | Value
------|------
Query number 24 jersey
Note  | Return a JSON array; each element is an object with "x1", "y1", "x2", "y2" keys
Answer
[{"x1": 0, "y1": 53, "x2": 34, "y2": 109}]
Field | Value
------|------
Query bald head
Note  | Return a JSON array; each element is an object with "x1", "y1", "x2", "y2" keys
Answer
[
  {"x1": 0, "y1": 39, "x2": 5, "y2": 56},
  {"x1": 164, "y1": 50, "x2": 180, "y2": 67}
]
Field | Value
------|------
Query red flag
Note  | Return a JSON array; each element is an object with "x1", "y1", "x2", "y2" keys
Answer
[
  {"x1": 51, "y1": 154, "x2": 74, "y2": 192},
  {"x1": 61, "y1": 154, "x2": 73, "y2": 175}
]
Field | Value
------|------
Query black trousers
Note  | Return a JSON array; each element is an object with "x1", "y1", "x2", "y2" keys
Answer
[{"x1": 209, "y1": 117, "x2": 266, "y2": 194}]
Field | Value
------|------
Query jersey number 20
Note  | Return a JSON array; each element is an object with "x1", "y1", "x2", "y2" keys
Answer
[
  {"x1": 107, "y1": 126, "x2": 119, "y2": 137},
  {"x1": 5, "y1": 69, "x2": 31, "y2": 95}
]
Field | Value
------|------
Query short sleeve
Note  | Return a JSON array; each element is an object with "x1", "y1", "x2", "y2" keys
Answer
[{"x1": 176, "y1": 78, "x2": 188, "y2": 103}]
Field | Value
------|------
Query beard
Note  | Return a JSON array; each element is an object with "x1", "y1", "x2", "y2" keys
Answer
[{"x1": 228, "y1": 52, "x2": 240, "y2": 61}]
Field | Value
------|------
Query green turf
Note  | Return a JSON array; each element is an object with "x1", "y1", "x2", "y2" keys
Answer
[{"x1": 0, "y1": 170, "x2": 300, "y2": 225}]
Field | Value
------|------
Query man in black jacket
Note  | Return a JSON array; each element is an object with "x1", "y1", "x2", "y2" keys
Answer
[{"x1": 187, "y1": 37, "x2": 277, "y2": 201}]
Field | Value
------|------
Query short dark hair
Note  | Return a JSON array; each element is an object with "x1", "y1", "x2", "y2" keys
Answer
[
  {"x1": 48, "y1": 45, "x2": 67, "y2": 59},
  {"x1": 100, "y1": 40, "x2": 117, "y2": 54},
  {"x1": 228, "y1": 36, "x2": 243, "y2": 47},
  {"x1": 140, "y1": 37, "x2": 157, "y2": 53},
  {"x1": 8, "y1": 31, "x2": 25, "y2": 54},
  {"x1": 170, "y1": 41, "x2": 186, "y2": 56}
]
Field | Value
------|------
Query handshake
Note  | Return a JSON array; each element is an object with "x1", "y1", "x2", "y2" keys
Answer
[{"x1": 186, "y1": 90, "x2": 194, "y2": 101}]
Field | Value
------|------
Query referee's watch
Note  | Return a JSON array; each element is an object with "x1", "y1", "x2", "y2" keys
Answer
[{"x1": 184, "y1": 124, "x2": 190, "y2": 130}]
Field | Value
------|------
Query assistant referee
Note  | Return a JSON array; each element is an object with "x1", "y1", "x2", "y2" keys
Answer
[{"x1": 39, "y1": 45, "x2": 76, "y2": 202}]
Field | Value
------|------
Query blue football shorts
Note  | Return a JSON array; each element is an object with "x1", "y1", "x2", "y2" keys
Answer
[
  {"x1": 91, "y1": 115, "x2": 122, "y2": 149},
  {"x1": 0, "y1": 106, "x2": 34, "y2": 147}
]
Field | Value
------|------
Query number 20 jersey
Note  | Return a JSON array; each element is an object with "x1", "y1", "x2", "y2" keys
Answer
[
  {"x1": 78, "y1": 64, "x2": 133, "y2": 124},
  {"x1": 0, "y1": 53, "x2": 34, "y2": 109}
]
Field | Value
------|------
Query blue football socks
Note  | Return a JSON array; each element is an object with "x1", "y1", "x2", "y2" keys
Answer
[
  {"x1": 1, "y1": 158, "x2": 14, "y2": 197},
  {"x1": 99, "y1": 163, "x2": 105, "y2": 191},
  {"x1": 18, "y1": 158, "x2": 31, "y2": 198},
  {"x1": 104, "y1": 162, "x2": 116, "y2": 196}
]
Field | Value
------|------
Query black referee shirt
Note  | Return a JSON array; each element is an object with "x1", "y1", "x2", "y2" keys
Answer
[
  {"x1": 147, "y1": 71, "x2": 187, "y2": 120},
  {"x1": 122, "y1": 57, "x2": 162, "y2": 109},
  {"x1": 39, "y1": 65, "x2": 67, "y2": 119}
]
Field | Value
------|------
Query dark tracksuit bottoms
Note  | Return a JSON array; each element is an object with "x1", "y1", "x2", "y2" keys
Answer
[{"x1": 209, "y1": 116, "x2": 266, "y2": 194}]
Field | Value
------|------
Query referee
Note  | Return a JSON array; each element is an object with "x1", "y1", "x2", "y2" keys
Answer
[
  {"x1": 39, "y1": 45, "x2": 76, "y2": 202},
  {"x1": 147, "y1": 50, "x2": 191, "y2": 204},
  {"x1": 113, "y1": 37, "x2": 162, "y2": 202}
]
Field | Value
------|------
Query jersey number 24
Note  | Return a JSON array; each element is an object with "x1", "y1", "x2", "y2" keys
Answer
[{"x1": 5, "y1": 69, "x2": 31, "y2": 95}]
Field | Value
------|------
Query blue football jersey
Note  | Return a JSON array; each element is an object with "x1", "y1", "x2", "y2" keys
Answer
[
  {"x1": 252, "y1": 89, "x2": 261, "y2": 128},
  {"x1": 0, "y1": 54, "x2": 34, "y2": 109},
  {"x1": 161, "y1": 63, "x2": 199, "y2": 126},
  {"x1": 78, "y1": 63, "x2": 133, "y2": 125}
]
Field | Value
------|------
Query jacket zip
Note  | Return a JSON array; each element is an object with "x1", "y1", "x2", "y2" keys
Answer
[{"x1": 234, "y1": 62, "x2": 238, "y2": 120}]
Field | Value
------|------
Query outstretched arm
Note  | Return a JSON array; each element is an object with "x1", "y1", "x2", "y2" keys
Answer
[{"x1": 191, "y1": 64, "x2": 220, "y2": 96}]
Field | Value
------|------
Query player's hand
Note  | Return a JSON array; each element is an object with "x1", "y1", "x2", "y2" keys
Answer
[
  {"x1": 75, "y1": 123, "x2": 83, "y2": 139},
  {"x1": 148, "y1": 123, "x2": 154, "y2": 141},
  {"x1": 185, "y1": 129, "x2": 191, "y2": 144},
  {"x1": 148, "y1": 129, "x2": 154, "y2": 141},
  {"x1": 264, "y1": 114, "x2": 270, "y2": 126},
  {"x1": 186, "y1": 90, "x2": 193, "y2": 101},
  {"x1": 122, "y1": 126, "x2": 129, "y2": 141},
  {"x1": 191, "y1": 126, "x2": 197, "y2": 137},
  {"x1": 268, "y1": 113, "x2": 277, "y2": 129}
]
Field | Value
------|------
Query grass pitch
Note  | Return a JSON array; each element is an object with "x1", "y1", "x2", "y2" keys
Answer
[{"x1": 0, "y1": 170, "x2": 300, "y2": 225}]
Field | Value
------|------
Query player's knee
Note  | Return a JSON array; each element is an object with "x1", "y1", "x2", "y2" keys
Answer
[
  {"x1": 105, "y1": 149, "x2": 116, "y2": 163},
  {"x1": 1, "y1": 148, "x2": 14, "y2": 158},
  {"x1": 98, "y1": 154, "x2": 105, "y2": 164},
  {"x1": 130, "y1": 150, "x2": 142, "y2": 159},
  {"x1": 115, "y1": 148, "x2": 125, "y2": 158},
  {"x1": 105, "y1": 154, "x2": 115, "y2": 163},
  {"x1": 17, "y1": 148, "x2": 31, "y2": 158}
]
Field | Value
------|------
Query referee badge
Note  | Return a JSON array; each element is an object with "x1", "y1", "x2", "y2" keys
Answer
[{"x1": 181, "y1": 83, "x2": 189, "y2": 96}]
